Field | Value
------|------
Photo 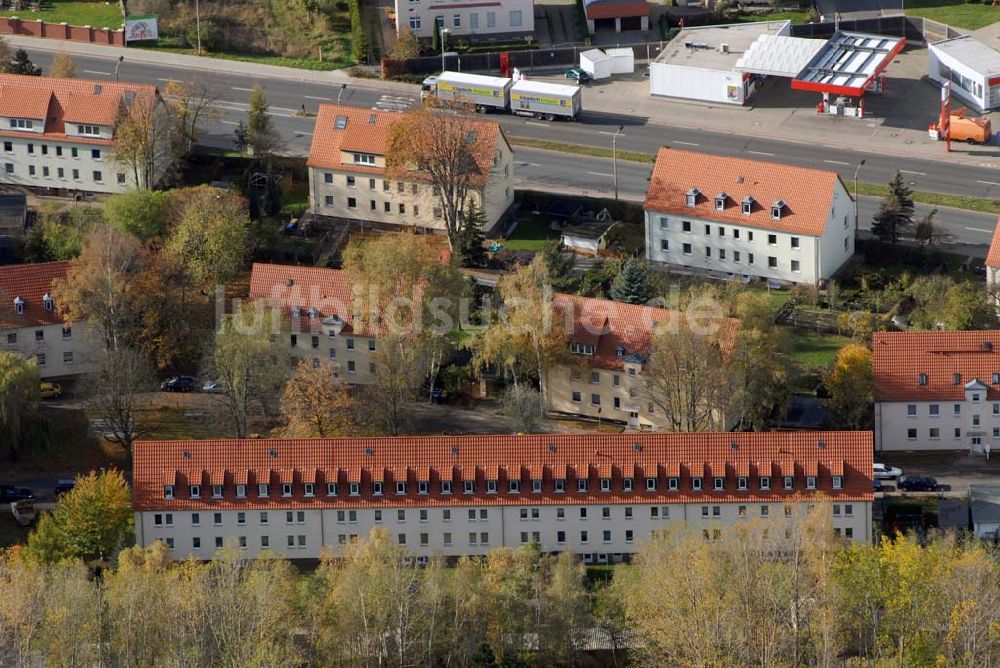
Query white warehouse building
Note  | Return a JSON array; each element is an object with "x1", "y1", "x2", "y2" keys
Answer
[{"x1": 929, "y1": 36, "x2": 1000, "y2": 113}]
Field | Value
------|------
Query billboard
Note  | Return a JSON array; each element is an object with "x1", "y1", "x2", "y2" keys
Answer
[{"x1": 124, "y1": 16, "x2": 158, "y2": 42}]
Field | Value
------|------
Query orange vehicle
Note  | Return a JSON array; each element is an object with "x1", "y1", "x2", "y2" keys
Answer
[{"x1": 929, "y1": 107, "x2": 992, "y2": 145}]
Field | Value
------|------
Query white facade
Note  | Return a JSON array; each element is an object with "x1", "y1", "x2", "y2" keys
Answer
[
  {"x1": 136, "y1": 499, "x2": 871, "y2": 561},
  {"x1": 0, "y1": 134, "x2": 135, "y2": 193},
  {"x1": 396, "y1": 0, "x2": 534, "y2": 41},
  {"x1": 580, "y1": 49, "x2": 612, "y2": 80},
  {"x1": 875, "y1": 380, "x2": 1000, "y2": 453},
  {"x1": 644, "y1": 180, "x2": 854, "y2": 284},
  {"x1": 0, "y1": 320, "x2": 96, "y2": 379},
  {"x1": 929, "y1": 37, "x2": 1000, "y2": 113}
]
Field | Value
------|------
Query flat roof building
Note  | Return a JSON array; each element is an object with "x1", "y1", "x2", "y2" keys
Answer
[{"x1": 929, "y1": 36, "x2": 1000, "y2": 113}]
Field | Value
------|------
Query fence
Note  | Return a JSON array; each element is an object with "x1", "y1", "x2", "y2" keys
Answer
[{"x1": 0, "y1": 17, "x2": 124, "y2": 46}]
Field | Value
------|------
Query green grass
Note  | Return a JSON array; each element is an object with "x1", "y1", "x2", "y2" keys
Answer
[
  {"x1": 137, "y1": 44, "x2": 345, "y2": 71},
  {"x1": 508, "y1": 136, "x2": 656, "y2": 164},
  {"x1": 747, "y1": 284, "x2": 793, "y2": 313},
  {"x1": 733, "y1": 10, "x2": 813, "y2": 24},
  {"x1": 0, "y1": 1, "x2": 122, "y2": 28},
  {"x1": 791, "y1": 331, "x2": 852, "y2": 368},
  {"x1": 501, "y1": 215, "x2": 559, "y2": 251},
  {"x1": 138, "y1": 406, "x2": 234, "y2": 440},
  {"x1": 904, "y1": 0, "x2": 1000, "y2": 30}
]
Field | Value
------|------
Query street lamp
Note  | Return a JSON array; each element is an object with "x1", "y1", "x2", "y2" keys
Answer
[
  {"x1": 612, "y1": 125, "x2": 624, "y2": 201},
  {"x1": 114, "y1": 55, "x2": 124, "y2": 82},
  {"x1": 195, "y1": 0, "x2": 202, "y2": 54},
  {"x1": 440, "y1": 28, "x2": 450, "y2": 73},
  {"x1": 853, "y1": 158, "x2": 865, "y2": 247}
]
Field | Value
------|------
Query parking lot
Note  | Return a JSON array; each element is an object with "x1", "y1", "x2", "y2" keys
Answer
[{"x1": 876, "y1": 450, "x2": 1000, "y2": 495}]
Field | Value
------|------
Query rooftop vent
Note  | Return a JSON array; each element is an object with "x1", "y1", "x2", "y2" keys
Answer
[
  {"x1": 365, "y1": 447, "x2": 374, "y2": 456},
  {"x1": 818, "y1": 439, "x2": 826, "y2": 449},
  {"x1": 634, "y1": 442, "x2": 643, "y2": 453},
  {"x1": 451, "y1": 446, "x2": 459, "y2": 455},
  {"x1": 368, "y1": 113, "x2": 376, "y2": 124},
  {"x1": 983, "y1": 341, "x2": 994, "y2": 351},
  {"x1": 93, "y1": 84, "x2": 102, "y2": 95},
  {"x1": 286, "y1": 278, "x2": 294, "y2": 287},
  {"x1": 335, "y1": 115, "x2": 348, "y2": 130},
  {"x1": 736, "y1": 175, "x2": 744, "y2": 184},
  {"x1": 268, "y1": 448, "x2": 278, "y2": 458},
  {"x1": 730, "y1": 442, "x2": 739, "y2": 450},
  {"x1": 181, "y1": 450, "x2": 191, "y2": 459},
  {"x1": 548, "y1": 443, "x2": 557, "y2": 453}
]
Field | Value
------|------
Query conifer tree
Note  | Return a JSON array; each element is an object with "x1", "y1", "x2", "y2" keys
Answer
[
  {"x1": 870, "y1": 171, "x2": 914, "y2": 245},
  {"x1": 458, "y1": 199, "x2": 488, "y2": 268},
  {"x1": 608, "y1": 256, "x2": 653, "y2": 304}
]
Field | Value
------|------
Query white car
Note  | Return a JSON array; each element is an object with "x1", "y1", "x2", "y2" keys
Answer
[
  {"x1": 202, "y1": 381, "x2": 228, "y2": 394},
  {"x1": 873, "y1": 463, "x2": 903, "y2": 480}
]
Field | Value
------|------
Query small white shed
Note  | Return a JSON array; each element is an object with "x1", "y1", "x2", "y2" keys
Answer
[
  {"x1": 605, "y1": 47, "x2": 635, "y2": 75},
  {"x1": 580, "y1": 49, "x2": 612, "y2": 80}
]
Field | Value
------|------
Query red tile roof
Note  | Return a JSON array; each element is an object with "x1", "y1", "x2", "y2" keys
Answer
[
  {"x1": 584, "y1": 0, "x2": 649, "y2": 19},
  {"x1": 644, "y1": 147, "x2": 844, "y2": 237},
  {"x1": 986, "y1": 217, "x2": 1000, "y2": 268},
  {"x1": 132, "y1": 431, "x2": 874, "y2": 510},
  {"x1": 0, "y1": 261, "x2": 71, "y2": 329},
  {"x1": 307, "y1": 104, "x2": 507, "y2": 187},
  {"x1": 554, "y1": 292, "x2": 740, "y2": 369},
  {"x1": 873, "y1": 330, "x2": 1000, "y2": 401},
  {"x1": 0, "y1": 74, "x2": 157, "y2": 141}
]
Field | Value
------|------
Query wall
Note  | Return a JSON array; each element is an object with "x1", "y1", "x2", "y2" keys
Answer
[
  {"x1": 877, "y1": 397, "x2": 1000, "y2": 452},
  {"x1": 818, "y1": 179, "x2": 856, "y2": 280},
  {"x1": 0, "y1": 17, "x2": 124, "y2": 46},
  {"x1": 649, "y1": 63, "x2": 744, "y2": 105},
  {"x1": 0, "y1": 321, "x2": 97, "y2": 378},
  {"x1": 928, "y1": 44, "x2": 991, "y2": 113},
  {"x1": 0, "y1": 135, "x2": 135, "y2": 193},
  {"x1": 395, "y1": 0, "x2": 534, "y2": 40}
]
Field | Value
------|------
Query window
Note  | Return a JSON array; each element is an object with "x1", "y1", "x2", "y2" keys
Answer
[
  {"x1": 509, "y1": 9, "x2": 522, "y2": 26},
  {"x1": 760, "y1": 476, "x2": 771, "y2": 490},
  {"x1": 452, "y1": 13, "x2": 460, "y2": 26},
  {"x1": 692, "y1": 477, "x2": 703, "y2": 491},
  {"x1": 347, "y1": 197, "x2": 357, "y2": 209},
  {"x1": 600, "y1": 478, "x2": 611, "y2": 492},
  {"x1": 768, "y1": 256, "x2": 777, "y2": 268},
  {"x1": 700, "y1": 506, "x2": 708, "y2": 518},
  {"x1": 3, "y1": 164, "x2": 11, "y2": 174},
  {"x1": 737, "y1": 477, "x2": 748, "y2": 491},
  {"x1": 682, "y1": 242, "x2": 692, "y2": 255},
  {"x1": 258, "y1": 483, "x2": 269, "y2": 497},
  {"x1": 373, "y1": 481, "x2": 383, "y2": 495},
  {"x1": 189, "y1": 484, "x2": 201, "y2": 498},
  {"x1": 63, "y1": 351, "x2": 73, "y2": 364},
  {"x1": 236, "y1": 484, "x2": 246, "y2": 498},
  {"x1": 260, "y1": 511, "x2": 269, "y2": 525},
  {"x1": 237, "y1": 512, "x2": 246, "y2": 526},
  {"x1": 4, "y1": 333, "x2": 13, "y2": 344},
  {"x1": 832, "y1": 475, "x2": 843, "y2": 489},
  {"x1": 409, "y1": 15, "x2": 421, "y2": 29},
  {"x1": 117, "y1": 173, "x2": 126, "y2": 185},
  {"x1": 954, "y1": 373, "x2": 962, "y2": 385},
  {"x1": 555, "y1": 479, "x2": 566, "y2": 493},
  {"x1": 705, "y1": 246, "x2": 712, "y2": 258},
  {"x1": 509, "y1": 479, "x2": 520, "y2": 493},
  {"x1": 464, "y1": 480, "x2": 475, "y2": 494},
  {"x1": 929, "y1": 404, "x2": 939, "y2": 417},
  {"x1": 213, "y1": 512, "x2": 222, "y2": 526},
  {"x1": 591, "y1": 393, "x2": 600, "y2": 406},
  {"x1": 580, "y1": 530, "x2": 589, "y2": 543},
  {"x1": 623, "y1": 477, "x2": 633, "y2": 492},
  {"x1": 36, "y1": 353, "x2": 45, "y2": 366},
  {"x1": 930, "y1": 427, "x2": 941, "y2": 439},
  {"x1": 93, "y1": 171, "x2": 103, "y2": 182},
  {"x1": 791, "y1": 260, "x2": 800, "y2": 273},
  {"x1": 768, "y1": 234, "x2": 777, "y2": 245},
  {"x1": 783, "y1": 476, "x2": 794, "y2": 490},
  {"x1": 396, "y1": 481, "x2": 407, "y2": 495},
  {"x1": 806, "y1": 476, "x2": 817, "y2": 490},
  {"x1": 704, "y1": 224, "x2": 711, "y2": 235},
  {"x1": 2, "y1": 142, "x2": 9, "y2": 152},
  {"x1": 282, "y1": 483, "x2": 292, "y2": 497},
  {"x1": 907, "y1": 404, "x2": 917, "y2": 417},
  {"x1": 645, "y1": 477, "x2": 657, "y2": 491},
  {"x1": 713, "y1": 477, "x2": 724, "y2": 491},
  {"x1": 667, "y1": 477, "x2": 678, "y2": 491},
  {"x1": 577, "y1": 479, "x2": 588, "y2": 493},
  {"x1": 487, "y1": 479, "x2": 498, "y2": 494},
  {"x1": 956, "y1": 427, "x2": 962, "y2": 439},
  {"x1": 954, "y1": 404, "x2": 962, "y2": 416},
  {"x1": 72, "y1": 169, "x2": 79, "y2": 180},
  {"x1": 398, "y1": 509, "x2": 407, "y2": 522}
]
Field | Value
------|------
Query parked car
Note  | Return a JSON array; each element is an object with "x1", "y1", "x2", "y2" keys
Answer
[
  {"x1": 54, "y1": 479, "x2": 76, "y2": 497},
  {"x1": 873, "y1": 463, "x2": 903, "y2": 480},
  {"x1": 39, "y1": 381, "x2": 62, "y2": 399},
  {"x1": 161, "y1": 376, "x2": 196, "y2": 392},
  {"x1": 202, "y1": 381, "x2": 228, "y2": 394},
  {"x1": 0, "y1": 484, "x2": 33, "y2": 502},
  {"x1": 563, "y1": 67, "x2": 593, "y2": 83},
  {"x1": 898, "y1": 475, "x2": 939, "y2": 492}
]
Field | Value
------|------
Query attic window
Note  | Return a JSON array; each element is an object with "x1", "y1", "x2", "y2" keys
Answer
[
  {"x1": 715, "y1": 193, "x2": 727, "y2": 211},
  {"x1": 742, "y1": 196, "x2": 754, "y2": 215},
  {"x1": 93, "y1": 84, "x2": 102, "y2": 95},
  {"x1": 291, "y1": 306, "x2": 302, "y2": 318},
  {"x1": 13, "y1": 296, "x2": 24, "y2": 314},
  {"x1": 123, "y1": 90, "x2": 135, "y2": 107},
  {"x1": 353, "y1": 153, "x2": 376, "y2": 165},
  {"x1": 42, "y1": 292, "x2": 53, "y2": 311},
  {"x1": 953, "y1": 373, "x2": 961, "y2": 385},
  {"x1": 307, "y1": 307, "x2": 320, "y2": 319},
  {"x1": 983, "y1": 341, "x2": 994, "y2": 351},
  {"x1": 466, "y1": 131, "x2": 477, "y2": 142},
  {"x1": 368, "y1": 113, "x2": 376, "y2": 124},
  {"x1": 615, "y1": 344, "x2": 625, "y2": 358},
  {"x1": 685, "y1": 188, "x2": 700, "y2": 208},
  {"x1": 335, "y1": 115, "x2": 348, "y2": 130},
  {"x1": 771, "y1": 200, "x2": 785, "y2": 220},
  {"x1": 918, "y1": 373, "x2": 928, "y2": 386},
  {"x1": 570, "y1": 342, "x2": 595, "y2": 356},
  {"x1": 993, "y1": 373, "x2": 999, "y2": 385}
]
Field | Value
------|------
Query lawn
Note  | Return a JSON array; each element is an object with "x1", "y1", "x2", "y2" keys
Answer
[
  {"x1": 904, "y1": 0, "x2": 1000, "y2": 30},
  {"x1": 501, "y1": 215, "x2": 558, "y2": 252},
  {"x1": 137, "y1": 405, "x2": 236, "y2": 441},
  {"x1": 791, "y1": 331, "x2": 852, "y2": 368},
  {"x1": 3, "y1": 406, "x2": 125, "y2": 476},
  {"x1": 0, "y1": 1, "x2": 122, "y2": 28},
  {"x1": 137, "y1": 43, "x2": 345, "y2": 71},
  {"x1": 734, "y1": 10, "x2": 813, "y2": 24}
]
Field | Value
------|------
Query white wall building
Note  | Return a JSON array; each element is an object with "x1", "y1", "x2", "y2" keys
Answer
[
  {"x1": 644, "y1": 147, "x2": 854, "y2": 285},
  {"x1": 929, "y1": 36, "x2": 1000, "y2": 113},
  {"x1": 0, "y1": 261, "x2": 97, "y2": 378},
  {"x1": 0, "y1": 73, "x2": 166, "y2": 194},
  {"x1": 396, "y1": 0, "x2": 533, "y2": 42},
  {"x1": 873, "y1": 331, "x2": 1000, "y2": 453},
  {"x1": 133, "y1": 432, "x2": 875, "y2": 561}
]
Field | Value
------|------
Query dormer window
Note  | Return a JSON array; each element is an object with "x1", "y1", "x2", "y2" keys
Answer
[
  {"x1": 42, "y1": 293, "x2": 53, "y2": 311},
  {"x1": 78, "y1": 124, "x2": 101, "y2": 137},
  {"x1": 307, "y1": 307, "x2": 319, "y2": 319},
  {"x1": 9, "y1": 118, "x2": 32, "y2": 130},
  {"x1": 570, "y1": 342, "x2": 595, "y2": 356},
  {"x1": 163, "y1": 485, "x2": 174, "y2": 499},
  {"x1": 291, "y1": 306, "x2": 302, "y2": 318},
  {"x1": 13, "y1": 296, "x2": 24, "y2": 314},
  {"x1": 953, "y1": 373, "x2": 961, "y2": 385},
  {"x1": 335, "y1": 115, "x2": 348, "y2": 129},
  {"x1": 919, "y1": 373, "x2": 928, "y2": 386},
  {"x1": 715, "y1": 193, "x2": 727, "y2": 211},
  {"x1": 353, "y1": 153, "x2": 376, "y2": 165},
  {"x1": 742, "y1": 196, "x2": 754, "y2": 215},
  {"x1": 685, "y1": 188, "x2": 700, "y2": 207},
  {"x1": 189, "y1": 484, "x2": 201, "y2": 498},
  {"x1": 615, "y1": 344, "x2": 625, "y2": 358},
  {"x1": 771, "y1": 200, "x2": 785, "y2": 220}
]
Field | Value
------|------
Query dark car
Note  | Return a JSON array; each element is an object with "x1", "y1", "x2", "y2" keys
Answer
[
  {"x1": 161, "y1": 376, "x2": 196, "y2": 392},
  {"x1": 0, "y1": 484, "x2": 33, "y2": 502},
  {"x1": 563, "y1": 67, "x2": 593, "y2": 83},
  {"x1": 898, "y1": 475, "x2": 939, "y2": 492},
  {"x1": 54, "y1": 479, "x2": 75, "y2": 497}
]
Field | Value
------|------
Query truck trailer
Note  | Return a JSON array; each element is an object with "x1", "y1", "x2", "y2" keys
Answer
[{"x1": 421, "y1": 71, "x2": 581, "y2": 120}]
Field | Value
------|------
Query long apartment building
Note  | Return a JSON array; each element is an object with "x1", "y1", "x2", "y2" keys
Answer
[
  {"x1": 544, "y1": 293, "x2": 740, "y2": 430},
  {"x1": 133, "y1": 431, "x2": 874, "y2": 562},
  {"x1": 0, "y1": 74, "x2": 165, "y2": 193},
  {"x1": 307, "y1": 105, "x2": 514, "y2": 233},
  {"x1": 0, "y1": 261, "x2": 97, "y2": 378},
  {"x1": 396, "y1": 0, "x2": 534, "y2": 41},
  {"x1": 874, "y1": 330, "x2": 1000, "y2": 453},
  {"x1": 644, "y1": 148, "x2": 855, "y2": 285}
]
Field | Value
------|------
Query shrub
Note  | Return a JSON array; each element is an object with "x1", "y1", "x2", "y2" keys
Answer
[{"x1": 349, "y1": 0, "x2": 367, "y2": 63}]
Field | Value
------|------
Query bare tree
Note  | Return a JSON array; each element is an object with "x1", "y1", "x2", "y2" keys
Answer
[
  {"x1": 163, "y1": 78, "x2": 219, "y2": 156},
  {"x1": 86, "y1": 346, "x2": 155, "y2": 465},
  {"x1": 111, "y1": 92, "x2": 174, "y2": 190}
]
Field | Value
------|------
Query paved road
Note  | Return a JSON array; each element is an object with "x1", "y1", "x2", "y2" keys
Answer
[{"x1": 18, "y1": 47, "x2": 1000, "y2": 201}]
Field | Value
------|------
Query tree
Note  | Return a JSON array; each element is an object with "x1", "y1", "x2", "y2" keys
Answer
[
  {"x1": 111, "y1": 92, "x2": 173, "y2": 190},
  {"x1": 457, "y1": 198, "x2": 488, "y2": 268},
  {"x1": 728, "y1": 327, "x2": 791, "y2": 430},
  {"x1": 913, "y1": 208, "x2": 947, "y2": 249},
  {"x1": 363, "y1": 332, "x2": 436, "y2": 435},
  {"x1": 26, "y1": 470, "x2": 132, "y2": 563},
  {"x1": 163, "y1": 78, "x2": 218, "y2": 155},
  {"x1": 163, "y1": 185, "x2": 249, "y2": 289},
  {"x1": 906, "y1": 275, "x2": 999, "y2": 331},
  {"x1": 609, "y1": 256, "x2": 653, "y2": 304},
  {"x1": 279, "y1": 360, "x2": 360, "y2": 437},
  {"x1": 393, "y1": 26, "x2": 421, "y2": 59},
  {"x1": 871, "y1": 171, "x2": 914, "y2": 244},
  {"x1": 542, "y1": 238, "x2": 577, "y2": 291},
  {"x1": 432, "y1": 21, "x2": 441, "y2": 54},
  {"x1": 386, "y1": 106, "x2": 485, "y2": 251},
  {"x1": 537, "y1": 552, "x2": 591, "y2": 664},
  {"x1": 826, "y1": 343, "x2": 873, "y2": 428},
  {"x1": 481, "y1": 546, "x2": 540, "y2": 666},
  {"x1": 8, "y1": 49, "x2": 40, "y2": 75},
  {"x1": 0, "y1": 352, "x2": 41, "y2": 460},
  {"x1": 245, "y1": 84, "x2": 279, "y2": 157},
  {"x1": 36, "y1": 205, "x2": 103, "y2": 260},
  {"x1": 500, "y1": 385, "x2": 544, "y2": 433},
  {"x1": 49, "y1": 52, "x2": 75, "y2": 78},
  {"x1": 85, "y1": 346, "x2": 156, "y2": 463},
  {"x1": 103, "y1": 190, "x2": 167, "y2": 243},
  {"x1": 210, "y1": 305, "x2": 285, "y2": 438}
]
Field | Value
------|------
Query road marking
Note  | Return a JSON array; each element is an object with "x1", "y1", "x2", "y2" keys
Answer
[
  {"x1": 977, "y1": 180, "x2": 1000, "y2": 187},
  {"x1": 232, "y1": 86, "x2": 255, "y2": 92},
  {"x1": 824, "y1": 159, "x2": 850, "y2": 166},
  {"x1": 587, "y1": 171, "x2": 612, "y2": 177},
  {"x1": 525, "y1": 121, "x2": 549, "y2": 127},
  {"x1": 900, "y1": 169, "x2": 926, "y2": 176},
  {"x1": 598, "y1": 130, "x2": 624, "y2": 136},
  {"x1": 83, "y1": 70, "x2": 110, "y2": 76},
  {"x1": 304, "y1": 95, "x2": 331, "y2": 101},
  {"x1": 220, "y1": 120, "x2": 240, "y2": 125},
  {"x1": 673, "y1": 141, "x2": 700, "y2": 146},
  {"x1": 747, "y1": 150, "x2": 774, "y2": 156},
  {"x1": 964, "y1": 227, "x2": 992, "y2": 233}
]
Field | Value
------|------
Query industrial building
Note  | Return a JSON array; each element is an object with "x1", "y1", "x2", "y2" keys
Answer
[{"x1": 929, "y1": 36, "x2": 1000, "y2": 113}]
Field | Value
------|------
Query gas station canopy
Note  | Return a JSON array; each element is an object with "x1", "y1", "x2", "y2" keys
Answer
[
  {"x1": 791, "y1": 31, "x2": 905, "y2": 97},
  {"x1": 735, "y1": 34, "x2": 826, "y2": 78}
]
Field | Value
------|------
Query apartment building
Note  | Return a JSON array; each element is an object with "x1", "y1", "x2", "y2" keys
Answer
[
  {"x1": 396, "y1": 0, "x2": 534, "y2": 41},
  {"x1": 0, "y1": 261, "x2": 97, "y2": 378},
  {"x1": 644, "y1": 148, "x2": 855, "y2": 285},
  {"x1": 873, "y1": 330, "x2": 1000, "y2": 453},
  {"x1": 307, "y1": 105, "x2": 514, "y2": 234},
  {"x1": 985, "y1": 218, "x2": 1000, "y2": 306},
  {"x1": 0, "y1": 73, "x2": 166, "y2": 194},
  {"x1": 133, "y1": 431, "x2": 874, "y2": 562},
  {"x1": 544, "y1": 293, "x2": 739, "y2": 430}
]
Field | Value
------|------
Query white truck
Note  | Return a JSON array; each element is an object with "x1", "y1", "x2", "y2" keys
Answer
[{"x1": 421, "y1": 71, "x2": 581, "y2": 120}]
